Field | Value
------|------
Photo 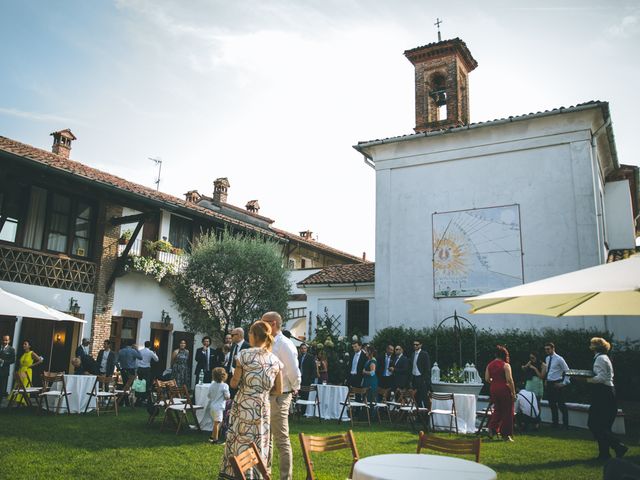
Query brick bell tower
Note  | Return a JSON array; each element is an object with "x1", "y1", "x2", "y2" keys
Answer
[{"x1": 404, "y1": 38, "x2": 478, "y2": 132}]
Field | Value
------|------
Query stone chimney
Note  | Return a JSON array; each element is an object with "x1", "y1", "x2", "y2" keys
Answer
[
  {"x1": 213, "y1": 177, "x2": 230, "y2": 203},
  {"x1": 246, "y1": 200, "x2": 260, "y2": 214},
  {"x1": 184, "y1": 190, "x2": 201, "y2": 204},
  {"x1": 299, "y1": 230, "x2": 314, "y2": 241},
  {"x1": 50, "y1": 129, "x2": 76, "y2": 159}
]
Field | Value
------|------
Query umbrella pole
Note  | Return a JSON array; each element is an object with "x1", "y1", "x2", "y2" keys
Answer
[{"x1": 48, "y1": 324, "x2": 54, "y2": 372}]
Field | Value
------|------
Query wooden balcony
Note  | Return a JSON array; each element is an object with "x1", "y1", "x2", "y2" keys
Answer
[
  {"x1": 0, "y1": 244, "x2": 97, "y2": 293},
  {"x1": 118, "y1": 238, "x2": 188, "y2": 273}
]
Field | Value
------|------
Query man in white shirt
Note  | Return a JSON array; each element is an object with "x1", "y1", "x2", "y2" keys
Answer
[
  {"x1": 262, "y1": 311, "x2": 301, "y2": 480},
  {"x1": 544, "y1": 342, "x2": 570, "y2": 429},
  {"x1": 137, "y1": 341, "x2": 159, "y2": 405},
  {"x1": 515, "y1": 388, "x2": 540, "y2": 431}
]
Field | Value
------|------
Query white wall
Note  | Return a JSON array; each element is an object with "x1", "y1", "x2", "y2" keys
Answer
[
  {"x1": 604, "y1": 180, "x2": 636, "y2": 249},
  {"x1": 288, "y1": 269, "x2": 321, "y2": 295},
  {"x1": 366, "y1": 107, "x2": 631, "y2": 337}
]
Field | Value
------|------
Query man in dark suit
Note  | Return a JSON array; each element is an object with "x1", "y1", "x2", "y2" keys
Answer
[
  {"x1": 298, "y1": 343, "x2": 317, "y2": 400},
  {"x1": 195, "y1": 336, "x2": 214, "y2": 383},
  {"x1": 76, "y1": 338, "x2": 91, "y2": 359},
  {"x1": 410, "y1": 339, "x2": 431, "y2": 408},
  {"x1": 377, "y1": 344, "x2": 395, "y2": 390},
  {"x1": 96, "y1": 339, "x2": 116, "y2": 376},
  {"x1": 389, "y1": 345, "x2": 410, "y2": 389},
  {"x1": 212, "y1": 333, "x2": 231, "y2": 369},
  {"x1": 346, "y1": 341, "x2": 367, "y2": 388},
  {"x1": 226, "y1": 328, "x2": 250, "y2": 397},
  {"x1": 0, "y1": 335, "x2": 16, "y2": 400}
]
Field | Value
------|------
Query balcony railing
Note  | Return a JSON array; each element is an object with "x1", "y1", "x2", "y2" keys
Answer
[
  {"x1": 117, "y1": 238, "x2": 142, "y2": 256},
  {"x1": 287, "y1": 307, "x2": 307, "y2": 320},
  {"x1": 118, "y1": 238, "x2": 188, "y2": 273},
  {"x1": 0, "y1": 244, "x2": 97, "y2": 293}
]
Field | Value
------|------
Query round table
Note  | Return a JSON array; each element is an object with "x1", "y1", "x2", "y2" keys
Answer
[
  {"x1": 195, "y1": 383, "x2": 213, "y2": 431},
  {"x1": 352, "y1": 453, "x2": 497, "y2": 480},
  {"x1": 50, "y1": 374, "x2": 97, "y2": 413},
  {"x1": 305, "y1": 384, "x2": 350, "y2": 420},
  {"x1": 431, "y1": 393, "x2": 477, "y2": 434}
]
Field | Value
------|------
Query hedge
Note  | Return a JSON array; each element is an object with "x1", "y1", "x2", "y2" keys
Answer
[{"x1": 371, "y1": 326, "x2": 640, "y2": 402}]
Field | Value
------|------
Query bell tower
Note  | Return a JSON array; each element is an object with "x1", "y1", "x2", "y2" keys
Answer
[{"x1": 404, "y1": 38, "x2": 477, "y2": 132}]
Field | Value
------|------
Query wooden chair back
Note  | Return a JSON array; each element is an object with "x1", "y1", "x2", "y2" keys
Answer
[
  {"x1": 429, "y1": 392, "x2": 455, "y2": 402},
  {"x1": 348, "y1": 387, "x2": 368, "y2": 400},
  {"x1": 8, "y1": 370, "x2": 41, "y2": 408},
  {"x1": 40, "y1": 372, "x2": 71, "y2": 414},
  {"x1": 377, "y1": 387, "x2": 391, "y2": 401},
  {"x1": 230, "y1": 442, "x2": 270, "y2": 480},
  {"x1": 299, "y1": 430, "x2": 359, "y2": 480},
  {"x1": 417, "y1": 431, "x2": 481, "y2": 462},
  {"x1": 41, "y1": 372, "x2": 64, "y2": 389}
]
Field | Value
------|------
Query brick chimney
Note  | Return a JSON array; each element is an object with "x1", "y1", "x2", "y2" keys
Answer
[
  {"x1": 299, "y1": 230, "x2": 314, "y2": 241},
  {"x1": 213, "y1": 177, "x2": 230, "y2": 203},
  {"x1": 246, "y1": 200, "x2": 260, "y2": 214},
  {"x1": 184, "y1": 190, "x2": 201, "y2": 204},
  {"x1": 50, "y1": 129, "x2": 76, "y2": 159}
]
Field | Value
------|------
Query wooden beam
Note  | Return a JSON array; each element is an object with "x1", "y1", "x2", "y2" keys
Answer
[
  {"x1": 106, "y1": 218, "x2": 145, "y2": 291},
  {"x1": 109, "y1": 212, "x2": 150, "y2": 226}
]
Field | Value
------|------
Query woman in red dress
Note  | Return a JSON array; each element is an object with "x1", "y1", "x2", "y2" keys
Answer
[{"x1": 485, "y1": 345, "x2": 516, "y2": 441}]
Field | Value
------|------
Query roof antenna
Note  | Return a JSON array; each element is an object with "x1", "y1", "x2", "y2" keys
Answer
[
  {"x1": 434, "y1": 17, "x2": 443, "y2": 42},
  {"x1": 149, "y1": 157, "x2": 162, "y2": 191}
]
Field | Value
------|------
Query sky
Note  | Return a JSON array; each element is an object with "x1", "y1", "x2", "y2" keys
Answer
[{"x1": 1, "y1": 0, "x2": 639, "y2": 260}]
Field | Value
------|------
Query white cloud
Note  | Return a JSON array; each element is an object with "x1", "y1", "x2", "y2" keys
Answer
[
  {"x1": 0, "y1": 107, "x2": 78, "y2": 124},
  {"x1": 607, "y1": 15, "x2": 639, "y2": 38}
]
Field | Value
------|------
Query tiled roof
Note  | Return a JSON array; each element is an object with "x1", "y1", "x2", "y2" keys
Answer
[
  {"x1": 404, "y1": 37, "x2": 478, "y2": 72},
  {"x1": 355, "y1": 101, "x2": 609, "y2": 149},
  {"x1": 0, "y1": 135, "x2": 365, "y2": 262},
  {"x1": 607, "y1": 247, "x2": 640, "y2": 263},
  {"x1": 298, "y1": 263, "x2": 375, "y2": 286}
]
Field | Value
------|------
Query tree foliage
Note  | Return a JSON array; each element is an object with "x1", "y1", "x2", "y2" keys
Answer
[{"x1": 172, "y1": 232, "x2": 290, "y2": 340}]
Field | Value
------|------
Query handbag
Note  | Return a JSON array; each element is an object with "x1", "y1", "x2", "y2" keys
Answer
[{"x1": 132, "y1": 378, "x2": 146, "y2": 393}]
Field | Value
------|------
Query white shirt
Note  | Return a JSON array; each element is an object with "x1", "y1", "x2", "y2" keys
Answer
[
  {"x1": 202, "y1": 347, "x2": 211, "y2": 369},
  {"x1": 588, "y1": 354, "x2": 614, "y2": 387},
  {"x1": 208, "y1": 381, "x2": 230, "y2": 412},
  {"x1": 350, "y1": 351, "x2": 361, "y2": 375},
  {"x1": 100, "y1": 350, "x2": 110, "y2": 373},
  {"x1": 412, "y1": 349, "x2": 421, "y2": 376},
  {"x1": 137, "y1": 347, "x2": 159, "y2": 368},
  {"x1": 272, "y1": 332, "x2": 301, "y2": 393},
  {"x1": 515, "y1": 390, "x2": 540, "y2": 418},
  {"x1": 383, "y1": 354, "x2": 391, "y2": 377},
  {"x1": 545, "y1": 352, "x2": 570, "y2": 384}
]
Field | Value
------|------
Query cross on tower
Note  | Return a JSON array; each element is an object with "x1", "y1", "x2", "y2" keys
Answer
[{"x1": 434, "y1": 17, "x2": 443, "y2": 42}]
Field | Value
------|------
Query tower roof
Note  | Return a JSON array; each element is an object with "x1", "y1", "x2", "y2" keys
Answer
[{"x1": 404, "y1": 37, "x2": 478, "y2": 72}]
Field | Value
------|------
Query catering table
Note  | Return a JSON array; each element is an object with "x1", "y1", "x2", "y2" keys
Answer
[
  {"x1": 305, "y1": 384, "x2": 350, "y2": 421},
  {"x1": 431, "y1": 393, "x2": 476, "y2": 434},
  {"x1": 49, "y1": 374, "x2": 97, "y2": 413},
  {"x1": 352, "y1": 453, "x2": 496, "y2": 480},
  {"x1": 195, "y1": 383, "x2": 213, "y2": 431}
]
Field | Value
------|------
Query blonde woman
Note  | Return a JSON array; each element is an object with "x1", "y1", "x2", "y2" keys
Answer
[{"x1": 219, "y1": 321, "x2": 282, "y2": 479}]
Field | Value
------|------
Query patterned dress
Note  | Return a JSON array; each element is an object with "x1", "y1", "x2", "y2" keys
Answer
[
  {"x1": 219, "y1": 347, "x2": 282, "y2": 480},
  {"x1": 172, "y1": 348, "x2": 191, "y2": 390}
]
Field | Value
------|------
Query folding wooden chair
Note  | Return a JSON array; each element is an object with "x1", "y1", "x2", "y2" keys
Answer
[
  {"x1": 299, "y1": 430, "x2": 359, "y2": 480},
  {"x1": 338, "y1": 387, "x2": 371, "y2": 427},
  {"x1": 39, "y1": 372, "x2": 72, "y2": 415},
  {"x1": 428, "y1": 391, "x2": 458, "y2": 434},
  {"x1": 7, "y1": 371, "x2": 42, "y2": 409},
  {"x1": 114, "y1": 374, "x2": 135, "y2": 407},
  {"x1": 84, "y1": 375, "x2": 118, "y2": 416},
  {"x1": 372, "y1": 387, "x2": 392, "y2": 423},
  {"x1": 394, "y1": 388, "x2": 428, "y2": 432},
  {"x1": 475, "y1": 402, "x2": 494, "y2": 436},
  {"x1": 230, "y1": 442, "x2": 270, "y2": 480},
  {"x1": 161, "y1": 385, "x2": 203, "y2": 435},
  {"x1": 293, "y1": 385, "x2": 322, "y2": 421},
  {"x1": 417, "y1": 431, "x2": 481, "y2": 462}
]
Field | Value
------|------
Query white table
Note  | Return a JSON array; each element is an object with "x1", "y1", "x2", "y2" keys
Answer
[
  {"x1": 352, "y1": 454, "x2": 496, "y2": 480},
  {"x1": 49, "y1": 374, "x2": 97, "y2": 413},
  {"x1": 431, "y1": 393, "x2": 476, "y2": 434},
  {"x1": 195, "y1": 383, "x2": 213, "y2": 431},
  {"x1": 305, "y1": 384, "x2": 350, "y2": 421}
]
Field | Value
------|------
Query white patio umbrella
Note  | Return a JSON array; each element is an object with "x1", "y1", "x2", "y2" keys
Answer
[
  {"x1": 464, "y1": 255, "x2": 640, "y2": 317},
  {"x1": 0, "y1": 287, "x2": 86, "y2": 370}
]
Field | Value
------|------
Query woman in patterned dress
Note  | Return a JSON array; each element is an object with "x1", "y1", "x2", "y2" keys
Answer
[
  {"x1": 219, "y1": 321, "x2": 282, "y2": 480},
  {"x1": 171, "y1": 340, "x2": 191, "y2": 390}
]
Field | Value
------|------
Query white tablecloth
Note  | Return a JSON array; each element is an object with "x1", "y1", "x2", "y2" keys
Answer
[
  {"x1": 305, "y1": 384, "x2": 350, "y2": 420},
  {"x1": 352, "y1": 454, "x2": 496, "y2": 480},
  {"x1": 431, "y1": 393, "x2": 476, "y2": 434},
  {"x1": 195, "y1": 383, "x2": 213, "y2": 431},
  {"x1": 49, "y1": 375, "x2": 97, "y2": 413}
]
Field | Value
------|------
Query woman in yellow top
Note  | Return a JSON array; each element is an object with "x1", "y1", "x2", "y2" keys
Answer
[{"x1": 17, "y1": 339, "x2": 43, "y2": 405}]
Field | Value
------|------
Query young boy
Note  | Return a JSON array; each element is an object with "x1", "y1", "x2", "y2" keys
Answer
[{"x1": 208, "y1": 367, "x2": 230, "y2": 444}]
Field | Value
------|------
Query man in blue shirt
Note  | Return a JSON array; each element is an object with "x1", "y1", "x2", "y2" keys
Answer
[{"x1": 117, "y1": 340, "x2": 142, "y2": 406}]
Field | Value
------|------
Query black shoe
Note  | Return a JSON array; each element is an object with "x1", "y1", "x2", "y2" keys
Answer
[
  {"x1": 594, "y1": 454, "x2": 611, "y2": 462},
  {"x1": 615, "y1": 445, "x2": 628, "y2": 458}
]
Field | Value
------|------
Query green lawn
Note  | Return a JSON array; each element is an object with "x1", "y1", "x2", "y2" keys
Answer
[{"x1": 0, "y1": 408, "x2": 638, "y2": 479}]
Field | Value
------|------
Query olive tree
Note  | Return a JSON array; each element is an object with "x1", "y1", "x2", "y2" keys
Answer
[{"x1": 172, "y1": 232, "x2": 290, "y2": 339}]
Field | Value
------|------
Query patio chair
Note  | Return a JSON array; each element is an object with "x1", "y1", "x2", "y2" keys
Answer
[
  {"x1": 428, "y1": 391, "x2": 458, "y2": 434},
  {"x1": 39, "y1": 372, "x2": 72, "y2": 415},
  {"x1": 293, "y1": 385, "x2": 322, "y2": 421},
  {"x1": 338, "y1": 387, "x2": 371, "y2": 427},
  {"x1": 417, "y1": 431, "x2": 481, "y2": 462},
  {"x1": 372, "y1": 387, "x2": 392, "y2": 423},
  {"x1": 475, "y1": 401, "x2": 494, "y2": 436},
  {"x1": 394, "y1": 388, "x2": 428, "y2": 432},
  {"x1": 299, "y1": 430, "x2": 359, "y2": 480},
  {"x1": 161, "y1": 385, "x2": 203, "y2": 435},
  {"x1": 114, "y1": 374, "x2": 135, "y2": 407},
  {"x1": 148, "y1": 379, "x2": 184, "y2": 425},
  {"x1": 84, "y1": 375, "x2": 118, "y2": 416},
  {"x1": 230, "y1": 442, "x2": 270, "y2": 480},
  {"x1": 7, "y1": 371, "x2": 42, "y2": 410}
]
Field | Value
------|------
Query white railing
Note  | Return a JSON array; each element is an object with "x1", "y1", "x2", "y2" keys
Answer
[
  {"x1": 156, "y1": 250, "x2": 189, "y2": 272},
  {"x1": 117, "y1": 238, "x2": 142, "y2": 256}
]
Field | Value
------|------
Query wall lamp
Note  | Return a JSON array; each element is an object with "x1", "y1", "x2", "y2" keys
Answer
[
  {"x1": 69, "y1": 297, "x2": 80, "y2": 315},
  {"x1": 161, "y1": 309, "x2": 171, "y2": 325}
]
